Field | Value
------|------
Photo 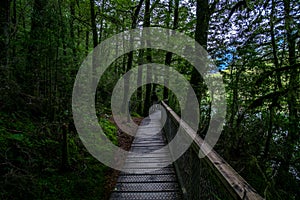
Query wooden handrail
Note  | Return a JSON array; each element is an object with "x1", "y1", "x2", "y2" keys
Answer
[{"x1": 161, "y1": 101, "x2": 264, "y2": 200}]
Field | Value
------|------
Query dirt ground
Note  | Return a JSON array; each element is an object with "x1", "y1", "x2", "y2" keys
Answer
[{"x1": 103, "y1": 117, "x2": 143, "y2": 200}]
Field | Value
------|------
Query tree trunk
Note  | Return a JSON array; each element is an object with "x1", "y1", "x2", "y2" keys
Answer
[
  {"x1": 122, "y1": 0, "x2": 144, "y2": 114},
  {"x1": 61, "y1": 124, "x2": 70, "y2": 172},
  {"x1": 163, "y1": 0, "x2": 179, "y2": 100},
  {"x1": 27, "y1": 0, "x2": 46, "y2": 96},
  {"x1": 0, "y1": 0, "x2": 10, "y2": 67},
  {"x1": 263, "y1": 105, "x2": 274, "y2": 159},
  {"x1": 282, "y1": 0, "x2": 298, "y2": 172},
  {"x1": 276, "y1": 0, "x2": 299, "y2": 193},
  {"x1": 190, "y1": 0, "x2": 209, "y2": 90},
  {"x1": 11, "y1": 0, "x2": 16, "y2": 66},
  {"x1": 90, "y1": 0, "x2": 98, "y2": 48},
  {"x1": 270, "y1": 0, "x2": 282, "y2": 90},
  {"x1": 98, "y1": 0, "x2": 106, "y2": 43},
  {"x1": 85, "y1": 30, "x2": 89, "y2": 54},
  {"x1": 70, "y1": 0, "x2": 77, "y2": 59},
  {"x1": 188, "y1": 0, "x2": 209, "y2": 131},
  {"x1": 143, "y1": 0, "x2": 152, "y2": 116},
  {"x1": 136, "y1": 49, "x2": 144, "y2": 114}
]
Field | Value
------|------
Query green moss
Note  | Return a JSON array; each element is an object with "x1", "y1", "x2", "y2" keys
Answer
[
  {"x1": 99, "y1": 118, "x2": 118, "y2": 145},
  {"x1": 129, "y1": 112, "x2": 140, "y2": 118}
]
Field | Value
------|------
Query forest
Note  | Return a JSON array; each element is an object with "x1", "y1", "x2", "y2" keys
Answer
[{"x1": 0, "y1": 0, "x2": 299, "y2": 199}]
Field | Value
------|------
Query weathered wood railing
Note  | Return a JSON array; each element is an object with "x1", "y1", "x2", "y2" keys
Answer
[{"x1": 160, "y1": 101, "x2": 264, "y2": 200}]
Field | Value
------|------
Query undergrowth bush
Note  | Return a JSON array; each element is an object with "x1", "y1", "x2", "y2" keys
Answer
[{"x1": 0, "y1": 111, "x2": 117, "y2": 199}]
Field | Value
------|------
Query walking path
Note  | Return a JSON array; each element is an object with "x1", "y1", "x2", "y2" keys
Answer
[{"x1": 110, "y1": 110, "x2": 182, "y2": 200}]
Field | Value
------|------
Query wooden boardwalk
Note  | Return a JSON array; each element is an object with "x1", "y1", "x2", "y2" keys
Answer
[{"x1": 110, "y1": 110, "x2": 182, "y2": 200}]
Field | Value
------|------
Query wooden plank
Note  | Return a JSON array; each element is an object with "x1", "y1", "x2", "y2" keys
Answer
[{"x1": 110, "y1": 110, "x2": 182, "y2": 200}]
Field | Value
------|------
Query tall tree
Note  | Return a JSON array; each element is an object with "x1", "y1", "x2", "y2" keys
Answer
[
  {"x1": 122, "y1": 0, "x2": 144, "y2": 115},
  {"x1": 27, "y1": 0, "x2": 47, "y2": 96},
  {"x1": 0, "y1": 0, "x2": 10, "y2": 63},
  {"x1": 0, "y1": 0, "x2": 10, "y2": 67},
  {"x1": 189, "y1": 0, "x2": 211, "y2": 134},
  {"x1": 90, "y1": 0, "x2": 98, "y2": 48},
  {"x1": 163, "y1": 0, "x2": 179, "y2": 100},
  {"x1": 277, "y1": 0, "x2": 299, "y2": 194},
  {"x1": 69, "y1": 0, "x2": 77, "y2": 60},
  {"x1": 143, "y1": 0, "x2": 152, "y2": 116}
]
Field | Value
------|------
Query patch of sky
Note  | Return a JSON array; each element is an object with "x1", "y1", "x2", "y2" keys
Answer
[{"x1": 216, "y1": 46, "x2": 236, "y2": 71}]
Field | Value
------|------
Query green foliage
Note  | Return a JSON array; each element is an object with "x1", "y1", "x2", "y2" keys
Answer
[
  {"x1": 129, "y1": 112, "x2": 141, "y2": 118},
  {"x1": 99, "y1": 118, "x2": 118, "y2": 145},
  {"x1": 0, "y1": 111, "x2": 112, "y2": 199}
]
